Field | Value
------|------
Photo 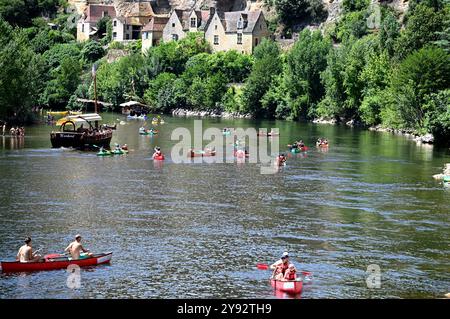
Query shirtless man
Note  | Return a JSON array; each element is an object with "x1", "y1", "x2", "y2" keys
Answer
[
  {"x1": 270, "y1": 252, "x2": 291, "y2": 280},
  {"x1": 65, "y1": 234, "x2": 93, "y2": 260},
  {"x1": 16, "y1": 237, "x2": 42, "y2": 262}
]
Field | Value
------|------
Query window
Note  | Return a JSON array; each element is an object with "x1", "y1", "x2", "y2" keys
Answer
[
  {"x1": 237, "y1": 33, "x2": 242, "y2": 44},
  {"x1": 127, "y1": 25, "x2": 130, "y2": 30},
  {"x1": 191, "y1": 18, "x2": 196, "y2": 28},
  {"x1": 145, "y1": 32, "x2": 149, "y2": 40},
  {"x1": 172, "y1": 23, "x2": 175, "y2": 28},
  {"x1": 214, "y1": 35, "x2": 219, "y2": 45},
  {"x1": 113, "y1": 20, "x2": 117, "y2": 27},
  {"x1": 113, "y1": 32, "x2": 117, "y2": 39},
  {"x1": 103, "y1": 11, "x2": 108, "y2": 17},
  {"x1": 255, "y1": 38, "x2": 259, "y2": 46},
  {"x1": 237, "y1": 19, "x2": 243, "y2": 29},
  {"x1": 172, "y1": 34, "x2": 179, "y2": 41},
  {"x1": 215, "y1": 25, "x2": 218, "y2": 30},
  {"x1": 126, "y1": 34, "x2": 130, "y2": 40},
  {"x1": 82, "y1": 23, "x2": 85, "y2": 32}
]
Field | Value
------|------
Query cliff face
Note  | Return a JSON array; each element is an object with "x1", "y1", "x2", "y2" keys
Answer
[{"x1": 76, "y1": 0, "x2": 409, "y2": 27}]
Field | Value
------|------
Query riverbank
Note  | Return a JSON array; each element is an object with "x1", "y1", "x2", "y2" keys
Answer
[{"x1": 171, "y1": 108, "x2": 252, "y2": 119}]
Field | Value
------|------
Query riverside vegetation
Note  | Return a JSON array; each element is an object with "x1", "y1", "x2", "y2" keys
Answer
[{"x1": 0, "y1": 0, "x2": 449, "y2": 144}]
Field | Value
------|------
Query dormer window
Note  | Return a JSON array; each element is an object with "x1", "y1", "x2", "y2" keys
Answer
[
  {"x1": 237, "y1": 19, "x2": 243, "y2": 29},
  {"x1": 191, "y1": 17, "x2": 196, "y2": 28}
]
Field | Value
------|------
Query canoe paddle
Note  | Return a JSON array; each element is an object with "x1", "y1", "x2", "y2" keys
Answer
[{"x1": 256, "y1": 263, "x2": 312, "y2": 276}]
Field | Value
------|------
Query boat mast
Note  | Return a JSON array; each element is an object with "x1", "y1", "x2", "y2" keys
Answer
[{"x1": 92, "y1": 64, "x2": 99, "y2": 129}]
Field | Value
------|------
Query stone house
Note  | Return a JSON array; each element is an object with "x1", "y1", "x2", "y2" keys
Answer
[
  {"x1": 141, "y1": 17, "x2": 170, "y2": 52},
  {"x1": 204, "y1": 10, "x2": 269, "y2": 54},
  {"x1": 77, "y1": 4, "x2": 116, "y2": 42},
  {"x1": 162, "y1": 9, "x2": 191, "y2": 42}
]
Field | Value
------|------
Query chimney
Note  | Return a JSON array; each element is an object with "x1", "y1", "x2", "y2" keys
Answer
[{"x1": 209, "y1": 0, "x2": 217, "y2": 16}]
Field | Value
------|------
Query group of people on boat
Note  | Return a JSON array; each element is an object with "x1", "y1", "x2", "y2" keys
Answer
[
  {"x1": 16, "y1": 235, "x2": 92, "y2": 263},
  {"x1": 289, "y1": 140, "x2": 306, "y2": 150},
  {"x1": 270, "y1": 252, "x2": 297, "y2": 281},
  {"x1": 9, "y1": 126, "x2": 25, "y2": 137},
  {"x1": 139, "y1": 126, "x2": 157, "y2": 135},
  {"x1": 316, "y1": 137, "x2": 329, "y2": 147}
]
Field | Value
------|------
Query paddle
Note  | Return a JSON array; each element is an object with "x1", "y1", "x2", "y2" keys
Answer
[{"x1": 256, "y1": 263, "x2": 312, "y2": 276}]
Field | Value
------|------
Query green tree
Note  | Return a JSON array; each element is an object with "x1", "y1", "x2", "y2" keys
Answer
[
  {"x1": 379, "y1": 10, "x2": 400, "y2": 57},
  {"x1": 284, "y1": 29, "x2": 331, "y2": 119},
  {"x1": 388, "y1": 47, "x2": 450, "y2": 129},
  {"x1": 394, "y1": 3, "x2": 446, "y2": 60},
  {"x1": 241, "y1": 39, "x2": 282, "y2": 117},
  {"x1": 81, "y1": 40, "x2": 105, "y2": 63}
]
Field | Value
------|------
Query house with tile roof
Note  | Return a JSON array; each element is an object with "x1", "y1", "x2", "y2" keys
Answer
[
  {"x1": 204, "y1": 10, "x2": 269, "y2": 54},
  {"x1": 77, "y1": 4, "x2": 116, "y2": 42},
  {"x1": 142, "y1": 16, "x2": 170, "y2": 51}
]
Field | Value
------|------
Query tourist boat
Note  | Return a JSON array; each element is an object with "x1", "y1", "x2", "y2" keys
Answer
[
  {"x1": 50, "y1": 113, "x2": 113, "y2": 150},
  {"x1": 188, "y1": 150, "x2": 216, "y2": 157},
  {"x1": 47, "y1": 111, "x2": 69, "y2": 117},
  {"x1": 270, "y1": 278, "x2": 303, "y2": 295},
  {"x1": 0, "y1": 252, "x2": 112, "y2": 273},
  {"x1": 290, "y1": 146, "x2": 309, "y2": 153}
]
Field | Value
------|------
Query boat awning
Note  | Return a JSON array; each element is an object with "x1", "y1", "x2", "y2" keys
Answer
[
  {"x1": 120, "y1": 101, "x2": 146, "y2": 107},
  {"x1": 56, "y1": 113, "x2": 103, "y2": 126}
]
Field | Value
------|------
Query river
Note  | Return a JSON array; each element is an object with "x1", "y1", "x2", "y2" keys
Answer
[{"x1": 0, "y1": 113, "x2": 449, "y2": 299}]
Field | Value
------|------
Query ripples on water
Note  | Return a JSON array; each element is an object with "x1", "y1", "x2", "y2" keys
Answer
[{"x1": 0, "y1": 115, "x2": 449, "y2": 299}]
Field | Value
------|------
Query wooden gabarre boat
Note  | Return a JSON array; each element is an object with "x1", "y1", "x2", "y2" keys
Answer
[
  {"x1": 270, "y1": 278, "x2": 303, "y2": 295},
  {"x1": 0, "y1": 252, "x2": 112, "y2": 273},
  {"x1": 51, "y1": 113, "x2": 112, "y2": 150}
]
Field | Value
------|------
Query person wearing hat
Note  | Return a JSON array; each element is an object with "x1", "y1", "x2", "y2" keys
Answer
[
  {"x1": 283, "y1": 263, "x2": 297, "y2": 281},
  {"x1": 16, "y1": 237, "x2": 42, "y2": 262},
  {"x1": 270, "y1": 252, "x2": 291, "y2": 280},
  {"x1": 64, "y1": 235, "x2": 93, "y2": 260}
]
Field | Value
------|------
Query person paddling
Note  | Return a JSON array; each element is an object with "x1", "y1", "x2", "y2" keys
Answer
[
  {"x1": 16, "y1": 237, "x2": 42, "y2": 262},
  {"x1": 270, "y1": 252, "x2": 291, "y2": 280},
  {"x1": 152, "y1": 146, "x2": 162, "y2": 159},
  {"x1": 276, "y1": 153, "x2": 287, "y2": 166},
  {"x1": 65, "y1": 234, "x2": 93, "y2": 260}
]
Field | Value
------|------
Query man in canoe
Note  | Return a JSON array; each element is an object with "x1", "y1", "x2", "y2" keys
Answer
[
  {"x1": 16, "y1": 237, "x2": 42, "y2": 262},
  {"x1": 270, "y1": 252, "x2": 291, "y2": 280},
  {"x1": 65, "y1": 234, "x2": 93, "y2": 260}
]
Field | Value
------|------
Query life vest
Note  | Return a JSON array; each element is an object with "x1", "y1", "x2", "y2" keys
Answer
[
  {"x1": 285, "y1": 270, "x2": 296, "y2": 281},
  {"x1": 276, "y1": 262, "x2": 289, "y2": 275}
]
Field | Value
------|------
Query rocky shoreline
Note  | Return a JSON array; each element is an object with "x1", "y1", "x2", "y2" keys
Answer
[
  {"x1": 172, "y1": 112, "x2": 438, "y2": 145},
  {"x1": 313, "y1": 117, "x2": 436, "y2": 145},
  {"x1": 171, "y1": 108, "x2": 252, "y2": 119}
]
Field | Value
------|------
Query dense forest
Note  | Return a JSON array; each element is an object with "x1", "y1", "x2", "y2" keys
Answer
[{"x1": 0, "y1": 0, "x2": 449, "y2": 143}]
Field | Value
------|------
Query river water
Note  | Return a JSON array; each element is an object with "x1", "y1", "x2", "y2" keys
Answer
[{"x1": 0, "y1": 113, "x2": 448, "y2": 299}]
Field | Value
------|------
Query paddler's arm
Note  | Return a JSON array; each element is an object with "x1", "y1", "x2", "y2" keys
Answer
[{"x1": 64, "y1": 243, "x2": 72, "y2": 253}]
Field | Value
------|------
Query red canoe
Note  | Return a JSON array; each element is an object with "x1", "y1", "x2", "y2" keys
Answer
[
  {"x1": 270, "y1": 278, "x2": 303, "y2": 294},
  {"x1": 0, "y1": 252, "x2": 112, "y2": 273}
]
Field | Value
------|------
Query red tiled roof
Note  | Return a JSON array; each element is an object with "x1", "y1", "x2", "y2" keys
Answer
[
  {"x1": 85, "y1": 5, "x2": 117, "y2": 23},
  {"x1": 142, "y1": 17, "x2": 169, "y2": 32}
]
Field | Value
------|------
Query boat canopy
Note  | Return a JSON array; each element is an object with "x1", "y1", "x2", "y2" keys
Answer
[
  {"x1": 56, "y1": 113, "x2": 102, "y2": 126},
  {"x1": 120, "y1": 101, "x2": 146, "y2": 107}
]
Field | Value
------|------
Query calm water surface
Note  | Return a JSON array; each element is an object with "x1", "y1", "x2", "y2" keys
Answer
[{"x1": 0, "y1": 113, "x2": 449, "y2": 299}]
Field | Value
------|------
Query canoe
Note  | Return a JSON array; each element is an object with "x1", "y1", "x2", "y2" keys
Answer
[
  {"x1": 316, "y1": 143, "x2": 329, "y2": 147},
  {"x1": 48, "y1": 111, "x2": 69, "y2": 116},
  {"x1": 112, "y1": 149, "x2": 128, "y2": 155},
  {"x1": 188, "y1": 151, "x2": 216, "y2": 157},
  {"x1": 151, "y1": 121, "x2": 159, "y2": 125},
  {"x1": 154, "y1": 155, "x2": 165, "y2": 161},
  {"x1": 291, "y1": 146, "x2": 308, "y2": 153},
  {"x1": 270, "y1": 278, "x2": 303, "y2": 294},
  {"x1": 443, "y1": 176, "x2": 450, "y2": 182},
  {"x1": 0, "y1": 252, "x2": 112, "y2": 273},
  {"x1": 223, "y1": 131, "x2": 232, "y2": 135},
  {"x1": 97, "y1": 150, "x2": 112, "y2": 156},
  {"x1": 127, "y1": 115, "x2": 147, "y2": 120}
]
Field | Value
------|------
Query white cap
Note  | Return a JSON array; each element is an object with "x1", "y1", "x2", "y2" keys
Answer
[{"x1": 282, "y1": 252, "x2": 289, "y2": 258}]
